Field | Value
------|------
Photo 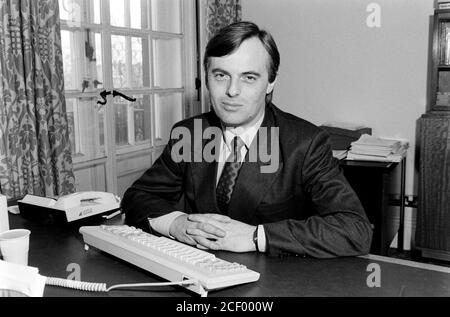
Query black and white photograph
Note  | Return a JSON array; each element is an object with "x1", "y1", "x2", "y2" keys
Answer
[{"x1": 0, "y1": 0, "x2": 449, "y2": 304}]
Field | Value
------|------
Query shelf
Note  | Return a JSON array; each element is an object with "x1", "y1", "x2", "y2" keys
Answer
[
  {"x1": 429, "y1": 105, "x2": 450, "y2": 113},
  {"x1": 340, "y1": 160, "x2": 395, "y2": 169},
  {"x1": 436, "y1": 8, "x2": 450, "y2": 15}
]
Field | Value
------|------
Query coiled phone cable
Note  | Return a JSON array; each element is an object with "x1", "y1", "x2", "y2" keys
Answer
[{"x1": 45, "y1": 276, "x2": 197, "y2": 292}]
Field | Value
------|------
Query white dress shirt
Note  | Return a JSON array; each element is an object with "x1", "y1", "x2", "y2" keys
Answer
[{"x1": 149, "y1": 113, "x2": 267, "y2": 252}]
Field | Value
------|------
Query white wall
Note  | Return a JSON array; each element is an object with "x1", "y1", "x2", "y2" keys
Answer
[{"x1": 242, "y1": 0, "x2": 435, "y2": 250}]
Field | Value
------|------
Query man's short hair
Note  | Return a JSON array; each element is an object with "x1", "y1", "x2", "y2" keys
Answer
[{"x1": 203, "y1": 21, "x2": 280, "y2": 84}]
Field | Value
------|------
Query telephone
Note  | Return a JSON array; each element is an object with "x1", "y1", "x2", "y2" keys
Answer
[
  {"x1": 17, "y1": 191, "x2": 121, "y2": 224},
  {"x1": 52, "y1": 191, "x2": 119, "y2": 210}
]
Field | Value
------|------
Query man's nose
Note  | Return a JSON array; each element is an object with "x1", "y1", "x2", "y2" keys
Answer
[{"x1": 226, "y1": 78, "x2": 241, "y2": 97}]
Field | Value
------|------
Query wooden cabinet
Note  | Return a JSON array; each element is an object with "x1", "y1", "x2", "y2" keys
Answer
[
  {"x1": 416, "y1": 7, "x2": 450, "y2": 261},
  {"x1": 416, "y1": 114, "x2": 450, "y2": 260}
]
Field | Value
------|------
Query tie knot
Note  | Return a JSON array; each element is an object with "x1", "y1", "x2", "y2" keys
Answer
[{"x1": 231, "y1": 136, "x2": 245, "y2": 154}]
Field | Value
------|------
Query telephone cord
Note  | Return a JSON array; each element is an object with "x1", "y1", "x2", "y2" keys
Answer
[{"x1": 45, "y1": 276, "x2": 197, "y2": 292}]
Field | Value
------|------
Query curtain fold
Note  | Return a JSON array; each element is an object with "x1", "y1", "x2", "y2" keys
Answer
[
  {"x1": 0, "y1": 0, "x2": 75, "y2": 199},
  {"x1": 206, "y1": 0, "x2": 242, "y2": 41}
]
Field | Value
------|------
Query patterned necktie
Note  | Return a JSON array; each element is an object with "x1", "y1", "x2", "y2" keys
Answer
[{"x1": 216, "y1": 136, "x2": 246, "y2": 214}]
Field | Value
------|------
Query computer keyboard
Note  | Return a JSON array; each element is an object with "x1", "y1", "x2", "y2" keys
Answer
[{"x1": 79, "y1": 225, "x2": 260, "y2": 296}]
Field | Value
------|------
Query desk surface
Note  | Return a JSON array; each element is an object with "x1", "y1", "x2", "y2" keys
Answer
[{"x1": 7, "y1": 213, "x2": 450, "y2": 297}]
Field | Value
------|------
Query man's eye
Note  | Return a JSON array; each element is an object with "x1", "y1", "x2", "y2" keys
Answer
[
  {"x1": 243, "y1": 75, "x2": 257, "y2": 83},
  {"x1": 214, "y1": 73, "x2": 228, "y2": 80}
]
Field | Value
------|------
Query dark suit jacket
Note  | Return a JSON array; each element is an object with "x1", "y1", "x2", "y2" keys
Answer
[{"x1": 121, "y1": 103, "x2": 373, "y2": 258}]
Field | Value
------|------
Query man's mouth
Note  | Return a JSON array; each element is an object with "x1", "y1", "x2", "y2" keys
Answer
[{"x1": 221, "y1": 102, "x2": 243, "y2": 111}]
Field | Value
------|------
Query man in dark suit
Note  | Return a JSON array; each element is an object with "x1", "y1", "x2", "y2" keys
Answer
[{"x1": 121, "y1": 21, "x2": 372, "y2": 258}]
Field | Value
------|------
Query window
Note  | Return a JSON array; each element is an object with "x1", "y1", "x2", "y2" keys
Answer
[{"x1": 59, "y1": 0, "x2": 197, "y2": 193}]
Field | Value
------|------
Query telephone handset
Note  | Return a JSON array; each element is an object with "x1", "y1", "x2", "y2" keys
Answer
[{"x1": 53, "y1": 191, "x2": 120, "y2": 209}]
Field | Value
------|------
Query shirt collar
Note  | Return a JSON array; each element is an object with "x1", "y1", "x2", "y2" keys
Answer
[{"x1": 222, "y1": 111, "x2": 265, "y2": 151}]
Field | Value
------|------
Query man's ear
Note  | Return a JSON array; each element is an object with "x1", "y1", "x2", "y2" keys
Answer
[
  {"x1": 204, "y1": 71, "x2": 210, "y2": 91},
  {"x1": 266, "y1": 78, "x2": 277, "y2": 94}
]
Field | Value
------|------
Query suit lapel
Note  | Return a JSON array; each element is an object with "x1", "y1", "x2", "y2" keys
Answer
[
  {"x1": 191, "y1": 112, "x2": 222, "y2": 213},
  {"x1": 227, "y1": 106, "x2": 283, "y2": 223}
]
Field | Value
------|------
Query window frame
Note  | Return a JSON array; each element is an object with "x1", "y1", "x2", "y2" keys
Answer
[{"x1": 60, "y1": 0, "x2": 198, "y2": 193}]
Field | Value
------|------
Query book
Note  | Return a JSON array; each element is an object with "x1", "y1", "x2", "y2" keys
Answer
[
  {"x1": 439, "y1": 22, "x2": 450, "y2": 64},
  {"x1": 346, "y1": 147, "x2": 407, "y2": 163},
  {"x1": 438, "y1": 2, "x2": 450, "y2": 9},
  {"x1": 346, "y1": 134, "x2": 408, "y2": 163},
  {"x1": 348, "y1": 145, "x2": 393, "y2": 157},
  {"x1": 350, "y1": 134, "x2": 401, "y2": 150},
  {"x1": 321, "y1": 121, "x2": 368, "y2": 131}
]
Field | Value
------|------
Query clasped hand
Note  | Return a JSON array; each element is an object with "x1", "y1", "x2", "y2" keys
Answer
[{"x1": 169, "y1": 213, "x2": 256, "y2": 252}]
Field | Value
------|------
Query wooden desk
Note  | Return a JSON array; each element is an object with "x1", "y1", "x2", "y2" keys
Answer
[
  {"x1": 7, "y1": 213, "x2": 450, "y2": 297},
  {"x1": 340, "y1": 158, "x2": 406, "y2": 255}
]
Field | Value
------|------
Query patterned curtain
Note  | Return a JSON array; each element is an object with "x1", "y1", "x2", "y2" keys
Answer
[
  {"x1": 0, "y1": 0, "x2": 75, "y2": 199},
  {"x1": 206, "y1": 0, "x2": 242, "y2": 41}
]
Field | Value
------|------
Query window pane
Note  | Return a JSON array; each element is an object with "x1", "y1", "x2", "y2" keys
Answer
[
  {"x1": 154, "y1": 93, "x2": 183, "y2": 144},
  {"x1": 94, "y1": 33, "x2": 103, "y2": 85},
  {"x1": 59, "y1": 0, "x2": 100, "y2": 25},
  {"x1": 98, "y1": 106, "x2": 105, "y2": 147},
  {"x1": 66, "y1": 98, "x2": 105, "y2": 158},
  {"x1": 61, "y1": 30, "x2": 76, "y2": 90},
  {"x1": 61, "y1": 29, "x2": 102, "y2": 91},
  {"x1": 59, "y1": 0, "x2": 71, "y2": 21},
  {"x1": 110, "y1": 0, "x2": 126, "y2": 27},
  {"x1": 153, "y1": 38, "x2": 182, "y2": 88},
  {"x1": 84, "y1": 30, "x2": 103, "y2": 92},
  {"x1": 111, "y1": 35, "x2": 127, "y2": 88},
  {"x1": 131, "y1": 37, "x2": 143, "y2": 87},
  {"x1": 59, "y1": 0, "x2": 82, "y2": 26},
  {"x1": 151, "y1": 0, "x2": 181, "y2": 33},
  {"x1": 112, "y1": 35, "x2": 148, "y2": 88},
  {"x1": 115, "y1": 100, "x2": 129, "y2": 146},
  {"x1": 92, "y1": 0, "x2": 101, "y2": 24},
  {"x1": 114, "y1": 95, "x2": 151, "y2": 146},
  {"x1": 65, "y1": 98, "x2": 78, "y2": 154},
  {"x1": 133, "y1": 95, "x2": 151, "y2": 142},
  {"x1": 130, "y1": 0, "x2": 143, "y2": 29}
]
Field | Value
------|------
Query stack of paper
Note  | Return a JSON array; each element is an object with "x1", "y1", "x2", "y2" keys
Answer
[
  {"x1": 332, "y1": 150, "x2": 348, "y2": 160},
  {"x1": 346, "y1": 134, "x2": 408, "y2": 162}
]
